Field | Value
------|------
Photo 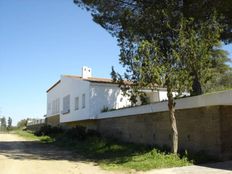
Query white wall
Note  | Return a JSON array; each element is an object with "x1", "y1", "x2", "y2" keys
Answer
[
  {"x1": 47, "y1": 75, "x2": 191, "y2": 123},
  {"x1": 47, "y1": 82, "x2": 61, "y2": 117},
  {"x1": 159, "y1": 90, "x2": 168, "y2": 101},
  {"x1": 158, "y1": 89, "x2": 180, "y2": 102},
  {"x1": 60, "y1": 76, "x2": 91, "y2": 123},
  {"x1": 97, "y1": 90, "x2": 232, "y2": 120},
  {"x1": 89, "y1": 83, "x2": 131, "y2": 118},
  {"x1": 47, "y1": 76, "x2": 91, "y2": 123},
  {"x1": 47, "y1": 77, "x2": 131, "y2": 123}
]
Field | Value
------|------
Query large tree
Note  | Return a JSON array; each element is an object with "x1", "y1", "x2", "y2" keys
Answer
[
  {"x1": 17, "y1": 119, "x2": 27, "y2": 129},
  {"x1": 182, "y1": 0, "x2": 232, "y2": 43},
  {"x1": 112, "y1": 16, "x2": 221, "y2": 153},
  {"x1": 74, "y1": 0, "x2": 232, "y2": 42},
  {"x1": 74, "y1": 0, "x2": 223, "y2": 153},
  {"x1": 74, "y1": 0, "x2": 232, "y2": 95},
  {"x1": 1, "y1": 117, "x2": 7, "y2": 131},
  {"x1": 7, "y1": 117, "x2": 12, "y2": 130}
]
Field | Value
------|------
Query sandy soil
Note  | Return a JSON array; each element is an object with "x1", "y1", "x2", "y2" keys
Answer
[
  {"x1": 0, "y1": 133, "x2": 124, "y2": 174},
  {"x1": 0, "y1": 133, "x2": 231, "y2": 174}
]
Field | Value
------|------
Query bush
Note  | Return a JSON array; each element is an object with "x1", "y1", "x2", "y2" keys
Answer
[
  {"x1": 34, "y1": 125, "x2": 101, "y2": 142},
  {"x1": 34, "y1": 125, "x2": 64, "y2": 136},
  {"x1": 86, "y1": 129, "x2": 101, "y2": 137},
  {"x1": 64, "y1": 126, "x2": 87, "y2": 140}
]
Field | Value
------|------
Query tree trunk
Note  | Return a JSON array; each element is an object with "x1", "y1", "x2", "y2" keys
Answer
[
  {"x1": 191, "y1": 72, "x2": 203, "y2": 96},
  {"x1": 167, "y1": 86, "x2": 178, "y2": 154}
]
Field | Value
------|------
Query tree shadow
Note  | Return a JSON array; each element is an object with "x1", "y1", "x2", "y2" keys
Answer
[
  {"x1": 0, "y1": 140, "x2": 87, "y2": 162},
  {"x1": 1, "y1": 139, "x2": 232, "y2": 172},
  {"x1": 199, "y1": 161, "x2": 232, "y2": 171}
]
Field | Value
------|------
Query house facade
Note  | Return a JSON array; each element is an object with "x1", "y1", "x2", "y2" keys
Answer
[{"x1": 45, "y1": 66, "x2": 170, "y2": 127}]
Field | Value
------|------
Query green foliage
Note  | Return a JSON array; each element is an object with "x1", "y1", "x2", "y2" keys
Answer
[
  {"x1": 74, "y1": 0, "x2": 230, "y2": 96},
  {"x1": 16, "y1": 128, "x2": 220, "y2": 171},
  {"x1": 35, "y1": 125, "x2": 101, "y2": 141},
  {"x1": 14, "y1": 130, "x2": 39, "y2": 140},
  {"x1": 74, "y1": 0, "x2": 232, "y2": 43},
  {"x1": 203, "y1": 48, "x2": 232, "y2": 93},
  {"x1": 74, "y1": 0, "x2": 224, "y2": 154},
  {"x1": 0, "y1": 117, "x2": 7, "y2": 131},
  {"x1": 7, "y1": 117, "x2": 12, "y2": 130},
  {"x1": 17, "y1": 119, "x2": 28, "y2": 129},
  {"x1": 177, "y1": 15, "x2": 223, "y2": 95},
  {"x1": 14, "y1": 129, "x2": 54, "y2": 143},
  {"x1": 74, "y1": 1, "x2": 228, "y2": 154},
  {"x1": 64, "y1": 126, "x2": 87, "y2": 140},
  {"x1": 110, "y1": 14, "x2": 222, "y2": 103},
  {"x1": 53, "y1": 134, "x2": 192, "y2": 171},
  {"x1": 34, "y1": 125, "x2": 64, "y2": 136},
  {"x1": 181, "y1": 0, "x2": 232, "y2": 43},
  {"x1": 39, "y1": 136, "x2": 55, "y2": 143},
  {"x1": 204, "y1": 70, "x2": 232, "y2": 93}
]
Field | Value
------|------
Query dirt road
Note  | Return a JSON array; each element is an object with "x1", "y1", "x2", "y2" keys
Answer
[
  {"x1": 0, "y1": 133, "x2": 122, "y2": 174},
  {"x1": 0, "y1": 133, "x2": 231, "y2": 174}
]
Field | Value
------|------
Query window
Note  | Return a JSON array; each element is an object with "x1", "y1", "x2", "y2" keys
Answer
[
  {"x1": 62, "y1": 95, "x2": 70, "y2": 114},
  {"x1": 52, "y1": 98, "x2": 60, "y2": 115},
  {"x1": 82, "y1": 93, "x2": 85, "y2": 108},
  {"x1": 75, "y1": 97, "x2": 79, "y2": 110},
  {"x1": 48, "y1": 103, "x2": 51, "y2": 112}
]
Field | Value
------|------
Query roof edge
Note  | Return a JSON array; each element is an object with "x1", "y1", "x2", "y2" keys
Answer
[{"x1": 46, "y1": 80, "x2": 61, "y2": 93}]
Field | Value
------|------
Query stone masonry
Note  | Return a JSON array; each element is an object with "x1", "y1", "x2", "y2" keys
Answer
[{"x1": 97, "y1": 105, "x2": 232, "y2": 160}]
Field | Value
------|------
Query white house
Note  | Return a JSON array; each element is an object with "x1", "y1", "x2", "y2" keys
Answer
[{"x1": 45, "y1": 66, "x2": 171, "y2": 127}]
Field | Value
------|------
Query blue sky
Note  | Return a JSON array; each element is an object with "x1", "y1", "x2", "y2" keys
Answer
[{"x1": 0, "y1": 0, "x2": 231, "y2": 125}]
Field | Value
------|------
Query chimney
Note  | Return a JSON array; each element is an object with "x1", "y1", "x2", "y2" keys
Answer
[{"x1": 81, "y1": 66, "x2": 92, "y2": 79}]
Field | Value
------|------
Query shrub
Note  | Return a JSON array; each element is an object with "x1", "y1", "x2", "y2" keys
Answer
[
  {"x1": 86, "y1": 129, "x2": 101, "y2": 137},
  {"x1": 34, "y1": 125, "x2": 64, "y2": 136},
  {"x1": 35, "y1": 125, "x2": 101, "y2": 142},
  {"x1": 64, "y1": 126, "x2": 87, "y2": 140}
]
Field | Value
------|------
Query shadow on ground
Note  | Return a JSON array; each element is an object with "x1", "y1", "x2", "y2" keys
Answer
[
  {"x1": 0, "y1": 139, "x2": 232, "y2": 172},
  {"x1": 0, "y1": 140, "x2": 87, "y2": 162},
  {"x1": 200, "y1": 161, "x2": 232, "y2": 171}
]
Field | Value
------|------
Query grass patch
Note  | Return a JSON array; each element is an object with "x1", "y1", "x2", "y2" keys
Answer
[
  {"x1": 100, "y1": 149, "x2": 191, "y2": 171},
  {"x1": 54, "y1": 136, "x2": 192, "y2": 171},
  {"x1": 15, "y1": 128, "x2": 220, "y2": 171},
  {"x1": 13, "y1": 130, "x2": 54, "y2": 143},
  {"x1": 13, "y1": 130, "x2": 40, "y2": 140},
  {"x1": 15, "y1": 129, "x2": 193, "y2": 171}
]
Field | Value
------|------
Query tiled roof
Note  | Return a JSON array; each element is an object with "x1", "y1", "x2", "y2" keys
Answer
[
  {"x1": 63, "y1": 75, "x2": 116, "y2": 83},
  {"x1": 46, "y1": 75, "x2": 126, "y2": 93},
  {"x1": 86, "y1": 77, "x2": 115, "y2": 83}
]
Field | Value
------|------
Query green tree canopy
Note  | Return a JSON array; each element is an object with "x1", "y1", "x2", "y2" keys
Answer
[
  {"x1": 112, "y1": 16, "x2": 221, "y2": 153},
  {"x1": 7, "y1": 117, "x2": 12, "y2": 130},
  {"x1": 17, "y1": 119, "x2": 27, "y2": 129},
  {"x1": 1, "y1": 117, "x2": 7, "y2": 131},
  {"x1": 74, "y1": 0, "x2": 224, "y2": 153},
  {"x1": 74, "y1": 0, "x2": 232, "y2": 43},
  {"x1": 74, "y1": 0, "x2": 232, "y2": 95}
]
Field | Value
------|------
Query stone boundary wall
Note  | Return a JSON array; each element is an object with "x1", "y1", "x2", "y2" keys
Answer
[
  {"x1": 27, "y1": 123, "x2": 46, "y2": 132},
  {"x1": 96, "y1": 105, "x2": 232, "y2": 160},
  {"x1": 45, "y1": 115, "x2": 60, "y2": 126}
]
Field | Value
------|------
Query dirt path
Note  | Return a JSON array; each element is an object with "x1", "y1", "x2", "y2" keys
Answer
[
  {"x1": 0, "y1": 133, "x2": 231, "y2": 174},
  {"x1": 0, "y1": 133, "x2": 122, "y2": 174}
]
